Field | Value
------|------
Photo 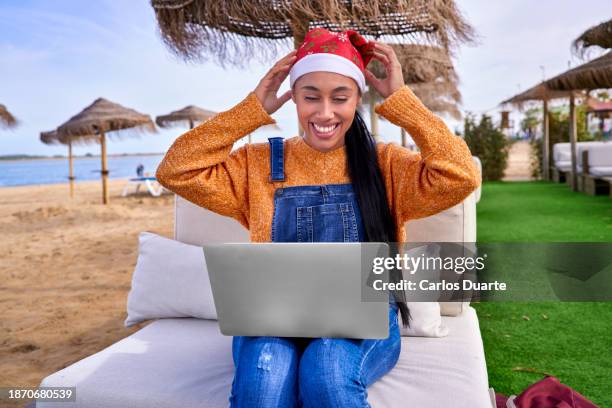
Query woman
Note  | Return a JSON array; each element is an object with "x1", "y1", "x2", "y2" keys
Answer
[{"x1": 156, "y1": 28, "x2": 480, "y2": 408}]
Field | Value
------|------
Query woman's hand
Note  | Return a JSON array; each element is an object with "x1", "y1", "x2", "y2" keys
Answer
[
  {"x1": 364, "y1": 41, "x2": 405, "y2": 99},
  {"x1": 253, "y1": 50, "x2": 297, "y2": 115}
]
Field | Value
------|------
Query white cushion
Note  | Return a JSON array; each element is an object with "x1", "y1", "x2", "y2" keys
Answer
[
  {"x1": 583, "y1": 144, "x2": 612, "y2": 168},
  {"x1": 397, "y1": 243, "x2": 448, "y2": 337},
  {"x1": 553, "y1": 141, "x2": 608, "y2": 167},
  {"x1": 404, "y1": 190, "x2": 477, "y2": 317},
  {"x1": 589, "y1": 166, "x2": 612, "y2": 177},
  {"x1": 472, "y1": 156, "x2": 482, "y2": 203},
  {"x1": 38, "y1": 307, "x2": 491, "y2": 408},
  {"x1": 126, "y1": 230, "x2": 449, "y2": 338},
  {"x1": 175, "y1": 196, "x2": 471, "y2": 337},
  {"x1": 124, "y1": 232, "x2": 216, "y2": 327},
  {"x1": 555, "y1": 161, "x2": 572, "y2": 172}
]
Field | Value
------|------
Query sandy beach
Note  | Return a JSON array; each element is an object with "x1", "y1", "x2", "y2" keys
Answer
[{"x1": 0, "y1": 179, "x2": 174, "y2": 396}]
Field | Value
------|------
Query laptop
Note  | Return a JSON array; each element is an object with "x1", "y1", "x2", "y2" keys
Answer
[{"x1": 202, "y1": 242, "x2": 391, "y2": 339}]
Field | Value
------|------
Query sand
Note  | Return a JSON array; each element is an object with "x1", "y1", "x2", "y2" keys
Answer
[
  {"x1": 0, "y1": 178, "x2": 174, "y2": 404},
  {"x1": 503, "y1": 140, "x2": 534, "y2": 181}
]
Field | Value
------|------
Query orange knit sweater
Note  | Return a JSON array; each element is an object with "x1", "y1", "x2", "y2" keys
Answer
[{"x1": 156, "y1": 85, "x2": 481, "y2": 242}]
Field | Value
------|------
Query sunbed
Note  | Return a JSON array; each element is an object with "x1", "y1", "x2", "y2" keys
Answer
[{"x1": 37, "y1": 157, "x2": 494, "y2": 408}]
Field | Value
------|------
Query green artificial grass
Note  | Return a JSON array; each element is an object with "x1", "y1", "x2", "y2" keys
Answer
[
  {"x1": 473, "y1": 181, "x2": 612, "y2": 406},
  {"x1": 477, "y1": 181, "x2": 612, "y2": 242}
]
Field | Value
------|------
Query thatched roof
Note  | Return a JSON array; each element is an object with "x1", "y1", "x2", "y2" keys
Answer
[
  {"x1": 363, "y1": 79, "x2": 462, "y2": 120},
  {"x1": 501, "y1": 82, "x2": 581, "y2": 109},
  {"x1": 40, "y1": 130, "x2": 61, "y2": 145},
  {"x1": 150, "y1": 0, "x2": 475, "y2": 67},
  {"x1": 156, "y1": 105, "x2": 217, "y2": 128},
  {"x1": 368, "y1": 44, "x2": 457, "y2": 84},
  {"x1": 411, "y1": 81, "x2": 462, "y2": 119},
  {"x1": 545, "y1": 51, "x2": 612, "y2": 91},
  {"x1": 572, "y1": 19, "x2": 612, "y2": 57},
  {"x1": 362, "y1": 41, "x2": 462, "y2": 119},
  {"x1": 417, "y1": 96, "x2": 462, "y2": 120},
  {"x1": 0, "y1": 104, "x2": 18, "y2": 129},
  {"x1": 40, "y1": 129, "x2": 94, "y2": 146},
  {"x1": 57, "y1": 98, "x2": 156, "y2": 142}
]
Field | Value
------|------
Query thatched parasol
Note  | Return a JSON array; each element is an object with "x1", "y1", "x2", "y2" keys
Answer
[
  {"x1": 545, "y1": 51, "x2": 612, "y2": 92},
  {"x1": 361, "y1": 43, "x2": 461, "y2": 144},
  {"x1": 150, "y1": 0, "x2": 476, "y2": 67},
  {"x1": 542, "y1": 50, "x2": 612, "y2": 191},
  {"x1": 500, "y1": 82, "x2": 584, "y2": 182},
  {"x1": 1, "y1": 104, "x2": 18, "y2": 129},
  {"x1": 572, "y1": 19, "x2": 612, "y2": 57},
  {"x1": 368, "y1": 44, "x2": 458, "y2": 85},
  {"x1": 57, "y1": 98, "x2": 156, "y2": 204},
  {"x1": 501, "y1": 82, "x2": 578, "y2": 110},
  {"x1": 156, "y1": 105, "x2": 217, "y2": 129},
  {"x1": 156, "y1": 104, "x2": 280, "y2": 144},
  {"x1": 40, "y1": 130, "x2": 85, "y2": 198}
]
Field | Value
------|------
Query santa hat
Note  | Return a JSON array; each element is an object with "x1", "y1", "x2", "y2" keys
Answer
[{"x1": 289, "y1": 27, "x2": 375, "y2": 93}]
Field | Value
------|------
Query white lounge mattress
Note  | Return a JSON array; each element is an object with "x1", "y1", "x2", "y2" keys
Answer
[
  {"x1": 38, "y1": 307, "x2": 491, "y2": 408},
  {"x1": 589, "y1": 166, "x2": 612, "y2": 177}
]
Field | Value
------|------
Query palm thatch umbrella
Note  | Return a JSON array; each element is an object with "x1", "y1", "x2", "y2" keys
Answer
[
  {"x1": 151, "y1": 1, "x2": 476, "y2": 68},
  {"x1": 57, "y1": 98, "x2": 156, "y2": 204},
  {"x1": 543, "y1": 51, "x2": 612, "y2": 190},
  {"x1": 363, "y1": 43, "x2": 461, "y2": 145},
  {"x1": 0, "y1": 104, "x2": 18, "y2": 129},
  {"x1": 156, "y1": 105, "x2": 217, "y2": 129},
  {"x1": 501, "y1": 82, "x2": 582, "y2": 182},
  {"x1": 151, "y1": 1, "x2": 474, "y2": 137},
  {"x1": 156, "y1": 105, "x2": 280, "y2": 143},
  {"x1": 572, "y1": 18, "x2": 612, "y2": 57},
  {"x1": 40, "y1": 130, "x2": 84, "y2": 198},
  {"x1": 546, "y1": 51, "x2": 612, "y2": 91}
]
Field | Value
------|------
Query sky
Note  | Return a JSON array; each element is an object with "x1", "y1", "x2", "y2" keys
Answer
[{"x1": 0, "y1": 0, "x2": 609, "y2": 156}]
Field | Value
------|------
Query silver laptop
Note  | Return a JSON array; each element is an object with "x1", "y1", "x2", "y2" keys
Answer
[{"x1": 202, "y1": 242, "x2": 390, "y2": 339}]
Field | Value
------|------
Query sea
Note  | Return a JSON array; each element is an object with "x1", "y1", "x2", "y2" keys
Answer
[{"x1": 0, "y1": 154, "x2": 165, "y2": 187}]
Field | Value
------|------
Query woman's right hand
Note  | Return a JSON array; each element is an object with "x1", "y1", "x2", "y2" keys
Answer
[{"x1": 253, "y1": 50, "x2": 297, "y2": 115}]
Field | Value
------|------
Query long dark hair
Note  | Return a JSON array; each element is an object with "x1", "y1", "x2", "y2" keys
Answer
[{"x1": 345, "y1": 109, "x2": 411, "y2": 328}]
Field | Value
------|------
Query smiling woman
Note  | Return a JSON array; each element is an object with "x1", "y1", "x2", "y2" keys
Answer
[{"x1": 155, "y1": 26, "x2": 480, "y2": 408}]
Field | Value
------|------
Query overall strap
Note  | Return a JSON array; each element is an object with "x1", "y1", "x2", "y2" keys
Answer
[{"x1": 268, "y1": 137, "x2": 285, "y2": 182}]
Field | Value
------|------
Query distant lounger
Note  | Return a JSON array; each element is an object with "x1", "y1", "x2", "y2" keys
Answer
[
  {"x1": 121, "y1": 177, "x2": 168, "y2": 197},
  {"x1": 578, "y1": 143, "x2": 612, "y2": 196}
]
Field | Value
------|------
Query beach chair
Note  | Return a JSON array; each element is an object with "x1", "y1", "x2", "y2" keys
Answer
[
  {"x1": 121, "y1": 177, "x2": 166, "y2": 197},
  {"x1": 579, "y1": 142, "x2": 612, "y2": 195},
  {"x1": 37, "y1": 157, "x2": 494, "y2": 408},
  {"x1": 552, "y1": 141, "x2": 606, "y2": 185}
]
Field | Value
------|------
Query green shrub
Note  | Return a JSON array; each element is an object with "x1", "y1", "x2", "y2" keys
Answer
[{"x1": 463, "y1": 114, "x2": 511, "y2": 181}]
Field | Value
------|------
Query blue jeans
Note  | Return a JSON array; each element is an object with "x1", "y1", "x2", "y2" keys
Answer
[
  {"x1": 229, "y1": 139, "x2": 400, "y2": 406},
  {"x1": 229, "y1": 303, "x2": 400, "y2": 408}
]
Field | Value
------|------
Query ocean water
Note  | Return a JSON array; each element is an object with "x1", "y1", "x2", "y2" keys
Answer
[{"x1": 0, "y1": 155, "x2": 165, "y2": 187}]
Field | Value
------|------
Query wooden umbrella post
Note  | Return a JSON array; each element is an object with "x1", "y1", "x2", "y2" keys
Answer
[
  {"x1": 100, "y1": 130, "x2": 109, "y2": 204},
  {"x1": 401, "y1": 128, "x2": 407, "y2": 147},
  {"x1": 542, "y1": 99, "x2": 550, "y2": 181},
  {"x1": 369, "y1": 90, "x2": 379, "y2": 140},
  {"x1": 68, "y1": 139, "x2": 74, "y2": 198},
  {"x1": 294, "y1": 33, "x2": 305, "y2": 136},
  {"x1": 569, "y1": 94, "x2": 578, "y2": 192}
]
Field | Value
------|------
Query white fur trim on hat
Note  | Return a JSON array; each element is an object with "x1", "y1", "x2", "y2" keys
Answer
[{"x1": 289, "y1": 53, "x2": 366, "y2": 93}]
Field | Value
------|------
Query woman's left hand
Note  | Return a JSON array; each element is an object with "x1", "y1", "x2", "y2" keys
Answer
[{"x1": 364, "y1": 41, "x2": 405, "y2": 99}]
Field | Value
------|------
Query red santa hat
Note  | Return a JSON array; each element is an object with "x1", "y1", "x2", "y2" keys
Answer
[{"x1": 289, "y1": 27, "x2": 375, "y2": 93}]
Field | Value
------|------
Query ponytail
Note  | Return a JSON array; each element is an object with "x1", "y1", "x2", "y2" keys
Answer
[{"x1": 345, "y1": 110, "x2": 411, "y2": 329}]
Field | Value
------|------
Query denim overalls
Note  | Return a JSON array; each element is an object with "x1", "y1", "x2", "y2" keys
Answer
[{"x1": 229, "y1": 137, "x2": 401, "y2": 408}]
